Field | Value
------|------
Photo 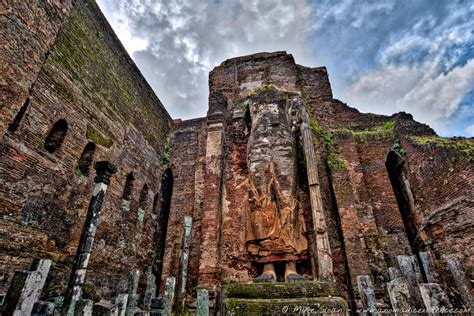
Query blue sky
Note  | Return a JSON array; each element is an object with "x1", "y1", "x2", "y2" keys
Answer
[{"x1": 97, "y1": 0, "x2": 474, "y2": 137}]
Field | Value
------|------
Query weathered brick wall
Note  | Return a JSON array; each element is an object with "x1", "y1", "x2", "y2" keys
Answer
[
  {"x1": 0, "y1": 0, "x2": 73, "y2": 135},
  {"x1": 160, "y1": 118, "x2": 206, "y2": 293},
  {"x1": 401, "y1": 136, "x2": 473, "y2": 291},
  {"x1": 167, "y1": 52, "x2": 473, "y2": 309},
  {"x1": 0, "y1": 0, "x2": 172, "y2": 298}
]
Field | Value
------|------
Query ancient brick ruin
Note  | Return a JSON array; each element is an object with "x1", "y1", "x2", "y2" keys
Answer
[{"x1": 1, "y1": 1, "x2": 473, "y2": 315}]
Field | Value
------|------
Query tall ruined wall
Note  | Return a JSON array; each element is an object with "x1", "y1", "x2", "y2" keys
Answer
[
  {"x1": 0, "y1": 0, "x2": 172, "y2": 298},
  {"x1": 0, "y1": 0, "x2": 73, "y2": 135},
  {"x1": 166, "y1": 52, "x2": 473, "y2": 311}
]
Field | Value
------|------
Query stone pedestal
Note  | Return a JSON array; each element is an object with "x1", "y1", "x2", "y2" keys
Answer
[
  {"x1": 223, "y1": 282, "x2": 347, "y2": 315},
  {"x1": 2, "y1": 259, "x2": 52, "y2": 316}
]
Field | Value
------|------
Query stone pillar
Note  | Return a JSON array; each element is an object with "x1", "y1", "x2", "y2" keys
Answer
[
  {"x1": 178, "y1": 216, "x2": 193, "y2": 306},
  {"x1": 356, "y1": 275, "x2": 377, "y2": 315},
  {"x1": 396, "y1": 255, "x2": 424, "y2": 309},
  {"x1": 446, "y1": 256, "x2": 473, "y2": 311},
  {"x1": 199, "y1": 112, "x2": 225, "y2": 286},
  {"x1": 387, "y1": 278, "x2": 412, "y2": 315},
  {"x1": 62, "y1": 161, "x2": 117, "y2": 315},
  {"x1": 298, "y1": 101, "x2": 334, "y2": 281},
  {"x1": 75, "y1": 299, "x2": 93, "y2": 316},
  {"x1": 388, "y1": 267, "x2": 401, "y2": 281},
  {"x1": 126, "y1": 270, "x2": 141, "y2": 312},
  {"x1": 163, "y1": 277, "x2": 176, "y2": 316},
  {"x1": 419, "y1": 251, "x2": 440, "y2": 283},
  {"x1": 419, "y1": 283, "x2": 453, "y2": 315},
  {"x1": 196, "y1": 289, "x2": 209, "y2": 316},
  {"x1": 143, "y1": 272, "x2": 156, "y2": 309},
  {"x1": 3, "y1": 258, "x2": 52, "y2": 316},
  {"x1": 115, "y1": 294, "x2": 128, "y2": 316}
]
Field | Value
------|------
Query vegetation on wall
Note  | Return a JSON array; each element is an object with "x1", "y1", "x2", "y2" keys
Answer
[
  {"x1": 410, "y1": 136, "x2": 473, "y2": 160},
  {"x1": 86, "y1": 123, "x2": 113, "y2": 148}
]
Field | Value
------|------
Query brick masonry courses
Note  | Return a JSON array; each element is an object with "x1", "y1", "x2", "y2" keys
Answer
[{"x1": 1, "y1": 2, "x2": 472, "y2": 313}]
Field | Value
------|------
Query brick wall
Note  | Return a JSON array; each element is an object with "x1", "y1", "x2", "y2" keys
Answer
[{"x1": 0, "y1": 0, "x2": 172, "y2": 298}]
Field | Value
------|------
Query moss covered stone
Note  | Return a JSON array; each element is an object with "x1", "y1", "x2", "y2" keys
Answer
[
  {"x1": 410, "y1": 136, "x2": 473, "y2": 158},
  {"x1": 225, "y1": 297, "x2": 348, "y2": 315},
  {"x1": 86, "y1": 123, "x2": 113, "y2": 148},
  {"x1": 224, "y1": 281, "x2": 337, "y2": 299}
]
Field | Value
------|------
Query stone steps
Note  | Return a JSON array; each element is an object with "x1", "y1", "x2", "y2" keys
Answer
[
  {"x1": 224, "y1": 297, "x2": 348, "y2": 315},
  {"x1": 223, "y1": 282, "x2": 347, "y2": 315}
]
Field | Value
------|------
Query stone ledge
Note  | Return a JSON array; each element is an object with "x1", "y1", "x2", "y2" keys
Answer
[
  {"x1": 224, "y1": 297, "x2": 348, "y2": 315},
  {"x1": 224, "y1": 281, "x2": 337, "y2": 299}
]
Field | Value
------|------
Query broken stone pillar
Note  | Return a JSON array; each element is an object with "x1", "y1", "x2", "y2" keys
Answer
[
  {"x1": 115, "y1": 294, "x2": 128, "y2": 316},
  {"x1": 178, "y1": 216, "x2": 192, "y2": 306},
  {"x1": 129, "y1": 270, "x2": 140, "y2": 294},
  {"x1": 298, "y1": 100, "x2": 334, "y2": 281},
  {"x1": 419, "y1": 283, "x2": 453, "y2": 315},
  {"x1": 396, "y1": 255, "x2": 424, "y2": 309},
  {"x1": 356, "y1": 275, "x2": 377, "y2": 315},
  {"x1": 387, "y1": 278, "x2": 412, "y2": 315},
  {"x1": 75, "y1": 299, "x2": 93, "y2": 316},
  {"x1": 127, "y1": 270, "x2": 140, "y2": 309},
  {"x1": 163, "y1": 277, "x2": 176, "y2": 316},
  {"x1": 388, "y1": 267, "x2": 401, "y2": 281},
  {"x1": 143, "y1": 272, "x2": 156, "y2": 309},
  {"x1": 446, "y1": 256, "x2": 474, "y2": 311},
  {"x1": 93, "y1": 300, "x2": 118, "y2": 315},
  {"x1": 196, "y1": 289, "x2": 209, "y2": 316},
  {"x1": 419, "y1": 251, "x2": 440, "y2": 283},
  {"x1": 32, "y1": 300, "x2": 55, "y2": 316},
  {"x1": 2, "y1": 258, "x2": 52, "y2": 316},
  {"x1": 62, "y1": 161, "x2": 117, "y2": 316}
]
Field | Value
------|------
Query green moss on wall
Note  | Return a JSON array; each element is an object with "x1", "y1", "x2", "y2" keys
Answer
[
  {"x1": 410, "y1": 136, "x2": 473, "y2": 159},
  {"x1": 47, "y1": 1, "x2": 171, "y2": 149},
  {"x1": 86, "y1": 123, "x2": 113, "y2": 148},
  {"x1": 351, "y1": 119, "x2": 396, "y2": 143}
]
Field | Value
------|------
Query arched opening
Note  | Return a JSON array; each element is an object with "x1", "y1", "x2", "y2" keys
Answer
[
  {"x1": 77, "y1": 142, "x2": 96, "y2": 175},
  {"x1": 139, "y1": 184, "x2": 149, "y2": 210},
  {"x1": 385, "y1": 151, "x2": 419, "y2": 252},
  {"x1": 153, "y1": 168, "x2": 173, "y2": 290},
  {"x1": 44, "y1": 119, "x2": 68, "y2": 153},
  {"x1": 8, "y1": 97, "x2": 30, "y2": 133},
  {"x1": 122, "y1": 172, "x2": 135, "y2": 201}
]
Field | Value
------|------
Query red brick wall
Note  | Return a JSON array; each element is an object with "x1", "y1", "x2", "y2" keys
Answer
[
  {"x1": 0, "y1": 0, "x2": 73, "y2": 134},
  {"x1": 0, "y1": 0, "x2": 172, "y2": 297}
]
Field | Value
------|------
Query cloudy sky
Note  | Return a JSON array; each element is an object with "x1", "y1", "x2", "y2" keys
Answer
[{"x1": 97, "y1": 0, "x2": 474, "y2": 137}]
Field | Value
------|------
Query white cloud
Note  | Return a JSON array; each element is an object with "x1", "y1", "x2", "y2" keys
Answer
[
  {"x1": 466, "y1": 124, "x2": 474, "y2": 136},
  {"x1": 97, "y1": 0, "x2": 474, "y2": 136},
  {"x1": 346, "y1": 59, "x2": 474, "y2": 132},
  {"x1": 97, "y1": 0, "x2": 316, "y2": 119}
]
